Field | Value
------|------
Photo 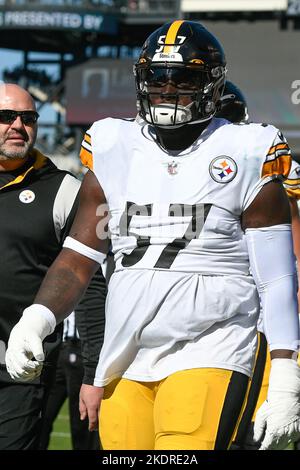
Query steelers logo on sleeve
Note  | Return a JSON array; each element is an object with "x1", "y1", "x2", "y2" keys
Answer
[{"x1": 209, "y1": 156, "x2": 238, "y2": 184}]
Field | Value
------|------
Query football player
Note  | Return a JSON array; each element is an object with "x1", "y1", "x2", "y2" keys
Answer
[{"x1": 5, "y1": 20, "x2": 300, "y2": 450}]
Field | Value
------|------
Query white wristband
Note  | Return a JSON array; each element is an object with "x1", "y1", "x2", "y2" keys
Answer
[
  {"x1": 23, "y1": 304, "x2": 56, "y2": 336},
  {"x1": 63, "y1": 236, "x2": 106, "y2": 264}
]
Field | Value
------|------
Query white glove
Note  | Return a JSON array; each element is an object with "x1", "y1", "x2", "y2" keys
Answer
[
  {"x1": 254, "y1": 358, "x2": 300, "y2": 450},
  {"x1": 5, "y1": 304, "x2": 56, "y2": 382}
]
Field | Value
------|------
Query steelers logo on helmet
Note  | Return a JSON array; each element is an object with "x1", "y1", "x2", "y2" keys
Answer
[
  {"x1": 134, "y1": 20, "x2": 227, "y2": 129},
  {"x1": 209, "y1": 156, "x2": 237, "y2": 184}
]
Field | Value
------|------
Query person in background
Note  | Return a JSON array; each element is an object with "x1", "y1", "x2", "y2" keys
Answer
[
  {"x1": 5, "y1": 21, "x2": 300, "y2": 450},
  {"x1": 0, "y1": 83, "x2": 105, "y2": 449},
  {"x1": 215, "y1": 80, "x2": 249, "y2": 124}
]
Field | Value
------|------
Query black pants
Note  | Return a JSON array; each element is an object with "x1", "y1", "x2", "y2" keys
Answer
[
  {"x1": 230, "y1": 332, "x2": 267, "y2": 450},
  {"x1": 39, "y1": 340, "x2": 100, "y2": 450},
  {"x1": 0, "y1": 381, "x2": 49, "y2": 450}
]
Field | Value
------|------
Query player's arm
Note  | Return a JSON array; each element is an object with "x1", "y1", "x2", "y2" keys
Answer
[
  {"x1": 242, "y1": 179, "x2": 297, "y2": 359},
  {"x1": 242, "y1": 180, "x2": 300, "y2": 450},
  {"x1": 290, "y1": 197, "x2": 300, "y2": 307},
  {"x1": 290, "y1": 198, "x2": 300, "y2": 261},
  {"x1": 34, "y1": 170, "x2": 109, "y2": 321},
  {"x1": 283, "y1": 158, "x2": 300, "y2": 306},
  {"x1": 5, "y1": 170, "x2": 110, "y2": 381}
]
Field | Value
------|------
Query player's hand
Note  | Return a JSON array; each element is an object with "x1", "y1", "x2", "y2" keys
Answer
[
  {"x1": 5, "y1": 305, "x2": 56, "y2": 382},
  {"x1": 254, "y1": 359, "x2": 300, "y2": 450},
  {"x1": 79, "y1": 384, "x2": 104, "y2": 431}
]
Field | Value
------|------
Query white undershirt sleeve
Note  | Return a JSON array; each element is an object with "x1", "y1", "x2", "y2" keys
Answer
[
  {"x1": 245, "y1": 224, "x2": 299, "y2": 352},
  {"x1": 53, "y1": 174, "x2": 80, "y2": 242}
]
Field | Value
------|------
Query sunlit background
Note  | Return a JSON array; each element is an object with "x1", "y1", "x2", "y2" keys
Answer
[
  {"x1": 1, "y1": 0, "x2": 300, "y2": 450},
  {"x1": 0, "y1": 0, "x2": 300, "y2": 172}
]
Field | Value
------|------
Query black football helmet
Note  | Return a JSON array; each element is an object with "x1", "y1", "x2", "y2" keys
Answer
[
  {"x1": 216, "y1": 80, "x2": 249, "y2": 123},
  {"x1": 134, "y1": 20, "x2": 227, "y2": 128}
]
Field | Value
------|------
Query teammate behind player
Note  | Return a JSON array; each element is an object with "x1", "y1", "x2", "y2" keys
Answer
[
  {"x1": 5, "y1": 21, "x2": 300, "y2": 450},
  {"x1": 215, "y1": 80, "x2": 249, "y2": 124}
]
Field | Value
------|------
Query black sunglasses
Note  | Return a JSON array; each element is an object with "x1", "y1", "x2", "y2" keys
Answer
[{"x1": 0, "y1": 109, "x2": 39, "y2": 125}]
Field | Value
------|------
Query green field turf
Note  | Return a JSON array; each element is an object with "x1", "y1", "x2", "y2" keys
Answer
[{"x1": 48, "y1": 399, "x2": 72, "y2": 450}]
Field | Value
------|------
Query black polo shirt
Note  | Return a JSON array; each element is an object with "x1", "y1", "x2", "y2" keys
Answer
[{"x1": 0, "y1": 149, "x2": 80, "y2": 383}]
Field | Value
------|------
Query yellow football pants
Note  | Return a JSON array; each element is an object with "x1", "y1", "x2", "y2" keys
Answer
[{"x1": 99, "y1": 368, "x2": 249, "y2": 450}]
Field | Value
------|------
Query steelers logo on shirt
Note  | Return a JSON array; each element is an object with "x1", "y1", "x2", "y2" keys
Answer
[
  {"x1": 19, "y1": 189, "x2": 36, "y2": 204},
  {"x1": 209, "y1": 156, "x2": 238, "y2": 184}
]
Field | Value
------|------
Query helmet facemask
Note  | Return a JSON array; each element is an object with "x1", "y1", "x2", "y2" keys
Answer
[{"x1": 135, "y1": 64, "x2": 226, "y2": 129}]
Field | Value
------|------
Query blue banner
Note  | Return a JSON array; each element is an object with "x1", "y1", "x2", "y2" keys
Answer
[{"x1": 0, "y1": 9, "x2": 118, "y2": 34}]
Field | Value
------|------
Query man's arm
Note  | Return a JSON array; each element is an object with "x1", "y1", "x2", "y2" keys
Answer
[
  {"x1": 290, "y1": 198, "x2": 300, "y2": 307},
  {"x1": 34, "y1": 170, "x2": 109, "y2": 322},
  {"x1": 242, "y1": 179, "x2": 290, "y2": 227},
  {"x1": 5, "y1": 171, "x2": 110, "y2": 381},
  {"x1": 242, "y1": 179, "x2": 296, "y2": 360},
  {"x1": 290, "y1": 198, "x2": 300, "y2": 263},
  {"x1": 242, "y1": 180, "x2": 300, "y2": 449}
]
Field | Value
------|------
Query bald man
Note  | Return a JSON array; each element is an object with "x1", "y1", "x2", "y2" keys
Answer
[{"x1": 0, "y1": 84, "x2": 105, "y2": 449}]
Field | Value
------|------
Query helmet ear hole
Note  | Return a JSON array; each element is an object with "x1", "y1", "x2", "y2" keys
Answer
[{"x1": 205, "y1": 101, "x2": 215, "y2": 114}]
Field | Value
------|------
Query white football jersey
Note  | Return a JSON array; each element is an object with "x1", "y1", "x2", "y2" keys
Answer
[
  {"x1": 81, "y1": 118, "x2": 290, "y2": 276},
  {"x1": 80, "y1": 117, "x2": 291, "y2": 385},
  {"x1": 284, "y1": 158, "x2": 300, "y2": 200}
]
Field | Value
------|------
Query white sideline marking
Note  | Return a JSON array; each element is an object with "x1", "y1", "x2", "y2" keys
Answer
[{"x1": 51, "y1": 432, "x2": 71, "y2": 438}]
